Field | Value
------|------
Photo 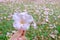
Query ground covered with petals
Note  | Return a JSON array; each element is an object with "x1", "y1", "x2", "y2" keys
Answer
[{"x1": 0, "y1": 1, "x2": 60, "y2": 40}]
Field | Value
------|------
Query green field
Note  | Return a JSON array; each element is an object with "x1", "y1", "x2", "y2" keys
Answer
[{"x1": 0, "y1": 2, "x2": 60, "y2": 40}]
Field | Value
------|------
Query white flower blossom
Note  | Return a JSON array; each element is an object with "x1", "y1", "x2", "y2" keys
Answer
[
  {"x1": 6, "y1": 32, "x2": 12, "y2": 37},
  {"x1": 4, "y1": 16, "x2": 6, "y2": 19},
  {"x1": 54, "y1": 30, "x2": 58, "y2": 34},
  {"x1": 58, "y1": 15, "x2": 60, "y2": 18},
  {"x1": 13, "y1": 12, "x2": 37, "y2": 30},
  {"x1": 43, "y1": 7, "x2": 50, "y2": 16},
  {"x1": 12, "y1": 30, "x2": 16, "y2": 33},
  {"x1": 49, "y1": 34, "x2": 56, "y2": 38},
  {"x1": 44, "y1": 7, "x2": 50, "y2": 11},
  {"x1": 32, "y1": 21, "x2": 37, "y2": 29},
  {"x1": 6, "y1": 32, "x2": 10, "y2": 36},
  {"x1": 45, "y1": 16, "x2": 49, "y2": 22}
]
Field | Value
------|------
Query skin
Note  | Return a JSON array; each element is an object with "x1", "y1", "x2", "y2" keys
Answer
[{"x1": 9, "y1": 29, "x2": 26, "y2": 40}]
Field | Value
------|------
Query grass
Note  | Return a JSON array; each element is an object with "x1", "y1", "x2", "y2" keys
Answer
[{"x1": 0, "y1": 2, "x2": 60, "y2": 40}]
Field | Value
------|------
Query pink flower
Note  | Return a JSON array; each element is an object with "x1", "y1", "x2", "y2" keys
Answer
[{"x1": 12, "y1": 12, "x2": 37, "y2": 30}]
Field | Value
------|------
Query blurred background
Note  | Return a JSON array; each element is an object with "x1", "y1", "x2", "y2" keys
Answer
[{"x1": 0, "y1": 0, "x2": 60, "y2": 40}]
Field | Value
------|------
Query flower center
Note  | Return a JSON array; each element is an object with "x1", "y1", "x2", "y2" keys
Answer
[{"x1": 20, "y1": 19, "x2": 25, "y2": 24}]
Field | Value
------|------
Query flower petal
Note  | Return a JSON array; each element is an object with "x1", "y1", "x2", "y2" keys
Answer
[
  {"x1": 22, "y1": 23, "x2": 30, "y2": 30},
  {"x1": 12, "y1": 12, "x2": 20, "y2": 21},
  {"x1": 13, "y1": 22, "x2": 22, "y2": 30}
]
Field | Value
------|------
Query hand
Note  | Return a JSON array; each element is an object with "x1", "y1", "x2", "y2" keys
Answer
[{"x1": 9, "y1": 30, "x2": 26, "y2": 40}]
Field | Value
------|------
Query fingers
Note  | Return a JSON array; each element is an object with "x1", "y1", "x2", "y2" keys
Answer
[{"x1": 9, "y1": 30, "x2": 26, "y2": 40}]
